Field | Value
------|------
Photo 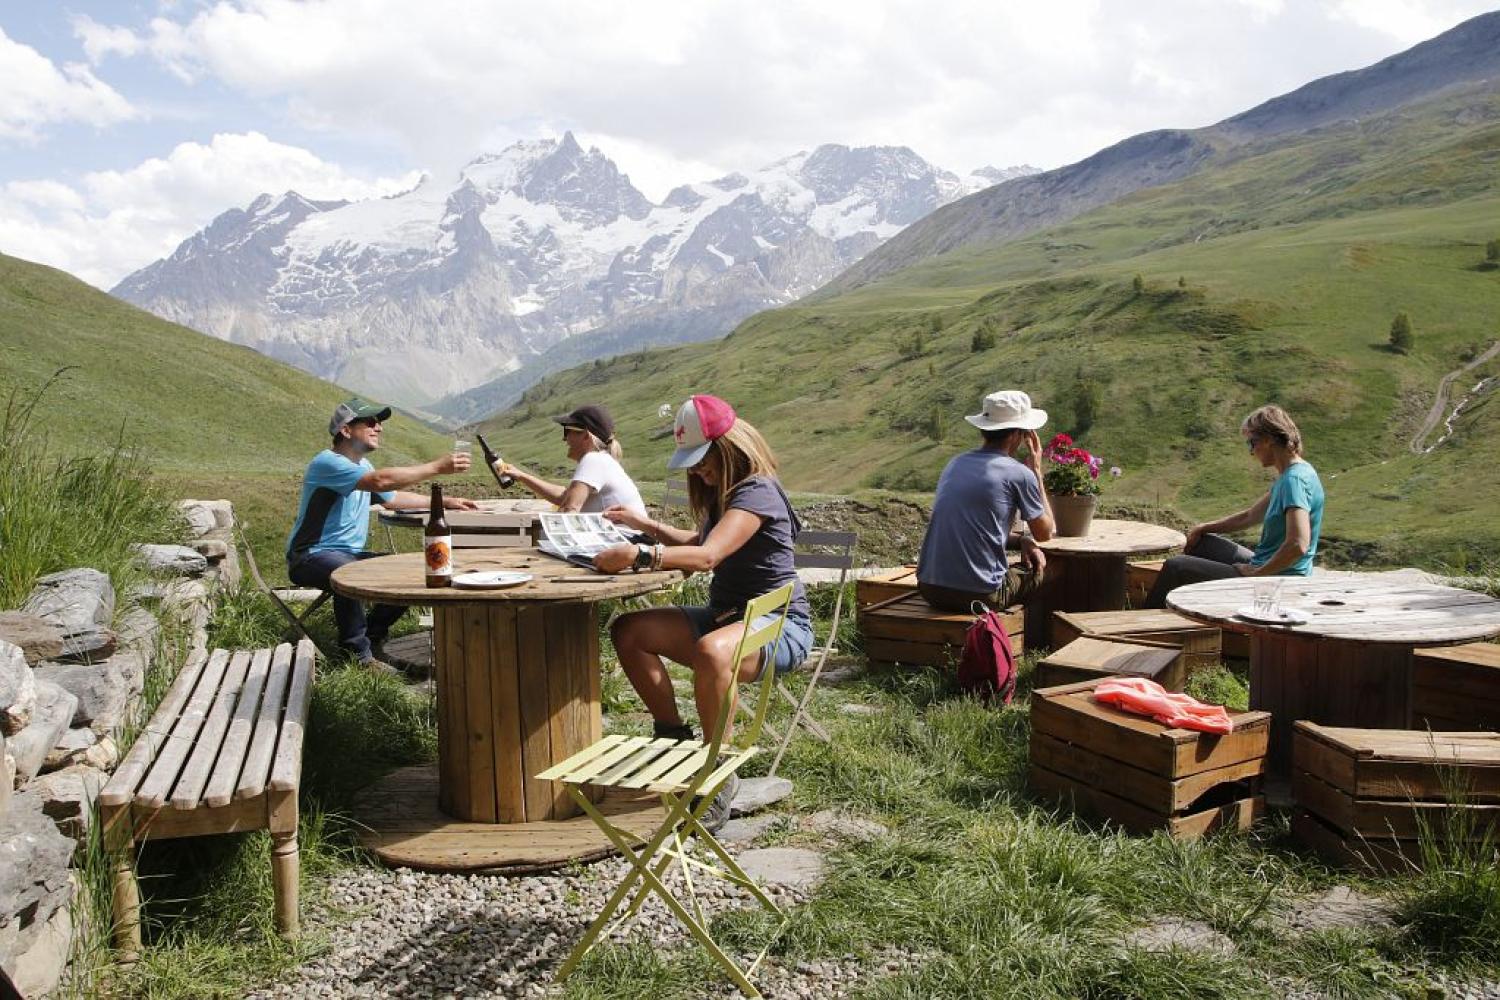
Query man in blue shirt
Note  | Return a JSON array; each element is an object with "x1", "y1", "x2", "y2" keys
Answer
[
  {"x1": 917, "y1": 390, "x2": 1056, "y2": 613},
  {"x1": 287, "y1": 398, "x2": 476, "y2": 668}
]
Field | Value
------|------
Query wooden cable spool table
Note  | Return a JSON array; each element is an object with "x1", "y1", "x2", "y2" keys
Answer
[
  {"x1": 1168, "y1": 570, "x2": 1500, "y2": 776},
  {"x1": 1027, "y1": 519, "x2": 1186, "y2": 649},
  {"x1": 331, "y1": 548, "x2": 681, "y2": 872}
]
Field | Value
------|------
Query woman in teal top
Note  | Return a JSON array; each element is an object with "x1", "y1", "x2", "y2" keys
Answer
[{"x1": 1145, "y1": 404, "x2": 1324, "y2": 608}]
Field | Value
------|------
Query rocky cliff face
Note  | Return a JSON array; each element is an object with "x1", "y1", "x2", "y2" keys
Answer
[
  {"x1": 822, "y1": 9, "x2": 1500, "y2": 296},
  {"x1": 112, "y1": 135, "x2": 1034, "y2": 414}
]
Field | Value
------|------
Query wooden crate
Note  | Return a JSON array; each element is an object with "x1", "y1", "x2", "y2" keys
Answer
[
  {"x1": 855, "y1": 566, "x2": 919, "y2": 610},
  {"x1": 1291, "y1": 721, "x2": 1500, "y2": 871},
  {"x1": 1411, "y1": 642, "x2": 1500, "y2": 731},
  {"x1": 1034, "y1": 636, "x2": 1185, "y2": 692},
  {"x1": 860, "y1": 592, "x2": 1023, "y2": 668},
  {"x1": 1051, "y1": 609, "x2": 1220, "y2": 671},
  {"x1": 1124, "y1": 560, "x2": 1164, "y2": 608},
  {"x1": 1029, "y1": 678, "x2": 1268, "y2": 839}
]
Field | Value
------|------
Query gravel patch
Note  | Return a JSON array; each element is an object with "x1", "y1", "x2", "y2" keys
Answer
[{"x1": 245, "y1": 851, "x2": 900, "y2": 998}]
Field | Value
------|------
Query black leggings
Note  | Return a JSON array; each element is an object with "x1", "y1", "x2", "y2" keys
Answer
[{"x1": 1143, "y1": 533, "x2": 1254, "y2": 609}]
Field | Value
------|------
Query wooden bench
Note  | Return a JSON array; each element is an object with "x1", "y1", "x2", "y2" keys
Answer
[
  {"x1": 1050, "y1": 609, "x2": 1220, "y2": 672},
  {"x1": 1034, "y1": 636, "x2": 1185, "y2": 692},
  {"x1": 1030, "y1": 677, "x2": 1268, "y2": 839},
  {"x1": 1292, "y1": 721, "x2": 1500, "y2": 872},
  {"x1": 860, "y1": 592, "x2": 1023, "y2": 669},
  {"x1": 100, "y1": 639, "x2": 316, "y2": 958},
  {"x1": 1411, "y1": 642, "x2": 1500, "y2": 731},
  {"x1": 855, "y1": 565, "x2": 919, "y2": 610}
]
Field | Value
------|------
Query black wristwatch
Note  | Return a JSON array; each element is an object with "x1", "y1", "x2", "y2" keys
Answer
[{"x1": 632, "y1": 543, "x2": 653, "y2": 572}]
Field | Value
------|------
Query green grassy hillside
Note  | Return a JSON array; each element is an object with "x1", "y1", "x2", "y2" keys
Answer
[
  {"x1": 481, "y1": 84, "x2": 1500, "y2": 566},
  {"x1": 0, "y1": 253, "x2": 453, "y2": 575}
]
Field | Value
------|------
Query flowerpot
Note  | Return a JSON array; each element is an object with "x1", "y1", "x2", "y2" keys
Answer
[{"x1": 1052, "y1": 494, "x2": 1097, "y2": 537}]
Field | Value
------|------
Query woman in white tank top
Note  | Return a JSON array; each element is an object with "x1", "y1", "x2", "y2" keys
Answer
[{"x1": 491, "y1": 403, "x2": 647, "y2": 516}]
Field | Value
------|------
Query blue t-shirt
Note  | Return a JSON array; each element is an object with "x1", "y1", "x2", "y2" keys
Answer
[
  {"x1": 286, "y1": 450, "x2": 394, "y2": 561},
  {"x1": 1252, "y1": 460, "x2": 1324, "y2": 576},
  {"x1": 699, "y1": 476, "x2": 810, "y2": 621},
  {"x1": 917, "y1": 449, "x2": 1045, "y2": 593}
]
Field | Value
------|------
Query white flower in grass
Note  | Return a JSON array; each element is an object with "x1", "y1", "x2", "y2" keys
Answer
[
  {"x1": 657, "y1": 403, "x2": 675, "y2": 419},
  {"x1": 1109, "y1": 466, "x2": 1122, "y2": 478}
]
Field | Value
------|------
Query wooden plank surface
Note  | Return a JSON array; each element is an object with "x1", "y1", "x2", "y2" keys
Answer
[
  {"x1": 462, "y1": 603, "x2": 497, "y2": 822},
  {"x1": 1030, "y1": 731, "x2": 1263, "y2": 814},
  {"x1": 516, "y1": 605, "x2": 556, "y2": 820},
  {"x1": 1037, "y1": 519, "x2": 1186, "y2": 557},
  {"x1": 137, "y1": 649, "x2": 233, "y2": 809},
  {"x1": 1293, "y1": 769, "x2": 1500, "y2": 839},
  {"x1": 205, "y1": 647, "x2": 272, "y2": 808},
  {"x1": 269, "y1": 640, "x2": 316, "y2": 793},
  {"x1": 171, "y1": 649, "x2": 252, "y2": 810},
  {"x1": 1037, "y1": 637, "x2": 1182, "y2": 691},
  {"x1": 855, "y1": 566, "x2": 918, "y2": 609},
  {"x1": 235, "y1": 644, "x2": 293, "y2": 802},
  {"x1": 1030, "y1": 764, "x2": 1261, "y2": 839},
  {"x1": 101, "y1": 648, "x2": 209, "y2": 807},
  {"x1": 1169, "y1": 571, "x2": 1500, "y2": 644},
  {"x1": 331, "y1": 548, "x2": 680, "y2": 604}
]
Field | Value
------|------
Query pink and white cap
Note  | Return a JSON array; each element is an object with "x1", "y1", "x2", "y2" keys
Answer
[{"x1": 667, "y1": 394, "x2": 737, "y2": 469}]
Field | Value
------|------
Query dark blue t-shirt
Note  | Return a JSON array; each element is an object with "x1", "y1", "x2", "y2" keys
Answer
[{"x1": 700, "y1": 475, "x2": 810, "y2": 620}]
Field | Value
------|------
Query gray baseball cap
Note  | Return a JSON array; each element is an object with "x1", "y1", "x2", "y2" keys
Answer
[{"x1": 329, "y1": 397, "x2": 392, "y2": 436}]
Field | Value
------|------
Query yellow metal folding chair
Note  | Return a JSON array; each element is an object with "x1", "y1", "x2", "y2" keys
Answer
[{"x1": 536, "y1": 582, "x2": 796, "y2": 998}]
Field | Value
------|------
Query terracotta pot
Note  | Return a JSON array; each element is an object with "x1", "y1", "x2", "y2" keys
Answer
[{"x1": 1052, "y1": 494, "x2": 1098, "y2": 537}]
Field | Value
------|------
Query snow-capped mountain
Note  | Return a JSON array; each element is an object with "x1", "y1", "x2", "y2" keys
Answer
[{"x1": 111, "y1": 134, "x2": 1035, "y2": 413}]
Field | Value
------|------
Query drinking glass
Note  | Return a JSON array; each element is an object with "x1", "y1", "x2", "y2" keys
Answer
[
  {"x1": 1253, "y1": 578, "x2": 1284, "y2": 615},
  {"x1": 453, "y1": 438, "x2": 471, "y2": 471}
]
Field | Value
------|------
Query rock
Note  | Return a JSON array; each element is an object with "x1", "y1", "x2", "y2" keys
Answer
[
  {"x1": 6, "y1": 682, "x2": 78, "y2": 785},
  {"x1": 816, "y1": 660, "x2": 867, "y2": 687},
  {"x1": 178, "y1": 501, "x2": 220, "y2": 537},
  {"x1": 719, "y1": 814, "x2": 785, "y2": 845},
  {"x1": 1282, "y1": 886, "x2": 1396, "y2": 934},
  {"x1": 180, "y1": 499, "x2": 234, "y2": 532},
  {"x1": 730, "y1": 775, "x2": 794, "y2": 817},
  {"x1": 735, "y1": 847, "x2": 827, "y2": 889},
  {"x1": 192, "y1": 538, "x2": 230, "y2": 561},
  {"x1": 32, "y1": 766, "x2": 103, "y2": 840},
  {"x1": 0, "y1": 614, "x2": 65, "y2": 665},
  {"x1": 1123, "y1": 917, "x2": 1235, "y2": 955},
  {"x1": 0, "y1": 789, "x2": 76, "y2": 970},
  {"x1": 116, "y1": 606, "x2": 159, "y2": 657},
  {"x1": 33, "y1": 660, "x2": 129, "y2": 733},
  {"x1": 42, "y1": 727, "x2": 96, "y2": 772},
  {"x1": 133, "y1": 543, "x2": 209, "y2": 577},
  {"x1": 2, "y1": 733, "x2": 11, "y2": 811},
  {"x1": 7, "y1": 887, "x2": 72, "y2": 999},
  {"x1": 1, "y1": 641, "x2": 36, "y2": 736},
  {"x1": 22, "y1": 568, "x2": 116, "y2": 661},
  {"x1": 801, "y1": 810, "x2": 887, "y2": 842}
]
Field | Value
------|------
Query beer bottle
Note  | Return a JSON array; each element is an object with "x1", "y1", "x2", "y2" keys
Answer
[
  {"x1": 425, "y1": 483, "x2": 452, "y2": 588},
  {"x1": 475, "y1": 432, "x2": 516, "y2": 489}
]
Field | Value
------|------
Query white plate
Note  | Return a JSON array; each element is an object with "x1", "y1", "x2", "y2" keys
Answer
[
  {"x1": 452, "y1": 571, "x2": 533, "y2": 590},
  {"x1": 1235, "y1": 604, "x2": 1310, "y2": 626}
]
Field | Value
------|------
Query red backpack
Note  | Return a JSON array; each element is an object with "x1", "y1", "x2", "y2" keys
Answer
[{"x1": 956, "y1": 606, "x2": 1018, "y2": 704}]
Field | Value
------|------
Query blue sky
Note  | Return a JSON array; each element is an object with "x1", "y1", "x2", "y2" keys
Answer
[{"x1": 2, "y1": 0, "x2": 1496, "y2": 289}]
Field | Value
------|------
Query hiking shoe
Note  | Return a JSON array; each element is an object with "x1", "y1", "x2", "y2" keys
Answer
[
  {"x1": 696, "y1": 771, "x2": 739, "y2": 836},
  {"x1": 654, "y1": 720, "x2": 696, "y2": 742}
]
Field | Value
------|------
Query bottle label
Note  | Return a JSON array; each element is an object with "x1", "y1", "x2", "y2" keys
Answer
[{"x1": 425, "y1": 537, "x2": 452, "y2": 577}]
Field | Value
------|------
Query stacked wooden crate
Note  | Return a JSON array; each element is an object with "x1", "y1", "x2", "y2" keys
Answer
[
  {"x1": 1034, "y1": 636, "x2": 1184, "y2": 692},
  {"x1": 855, "y1": 566, "x2": 919, "y2": 610},
  {"x1": 1030, "y1": 678, "x2": 1268, "y2": 839},
  {"x1": 1411, "y1": 642, "x2": 1500, "y2": 731},
  {"x1": 1291, "y1": 721, "x2": 1500, "y2": 871},
  {"x1": 860, "y1": 593, "x2": 1023, "y2": 669},
  {"x1": 1050, "y1": 609, "x2": 1221, "y2": 671},
  {"x1": 1124, "y1": 560, "x2": 1164, "y2": 608}
]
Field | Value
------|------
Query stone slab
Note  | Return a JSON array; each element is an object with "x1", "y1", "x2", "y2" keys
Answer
[
  {"x1": 719, "y1": 814, "x2": 785, "y2": 845},
  {"x1": 7, "y1": 682, "x2": 77, "y2": 785},
  {"x1": 0, "y1": 789, "x2": 75, "y2": 968},
  {"x1": 1123, "y1": 917, "x2": 1235, "y2": 955},
  {"x1": 31, "y1": 765, "x2": 103, "y2": 841},
  {"x1": 734, "y1": 847, "x2": 826, "y2": 889},
  {"x1": 801, "y1": 810, "x2": 887, "y2": 842},
  {"x1": 0, "y1": 615, "x2": 64, "y2": 666},
  {"x1": 134, "y1": 543, "x2": 209, "y2": 576},
  {"x1": 8, "y1": 883, "x2": 72, "y2": 999},
  {"x1": 730, "y1": 775, "x2": 794, "y2": 817},
  {"x1": 33, "y1": 660, "x2": 129, "y2": 732},
  {"x1": 22, "y1": 568, "x2": 116, "y2": 661},
  {"x1": 0, "y1": 641, "x2": 35, "y2": 736}
]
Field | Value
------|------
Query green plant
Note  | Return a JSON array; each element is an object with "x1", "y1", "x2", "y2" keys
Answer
[
  {"x1": 1072, "y1": 376, "x2": 1101, "y2": 435},
  {"x1": 1132, "y1": 273, "x2": 1145, "y2": 296},
  {"x1": 1389, "y1": 311, "x2": 1414, "y2": 353},
  {"x1": 1041, "y1": 433, "x2": 1105, "y2": 497},
  {"x1": 971, "y1": 326, "x2": 997, "y2": 352},
  {"x1": 1486, "y1": 238, "x2": 1499, "y2": 262}
]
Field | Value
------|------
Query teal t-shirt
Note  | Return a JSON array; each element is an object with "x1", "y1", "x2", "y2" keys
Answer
[
  {"x1": 1251, "y1": 460, "x2": 1324, "y2": 575},
  {"x1": 286, "y1": 450, "x2": 395, "y2": 560}
]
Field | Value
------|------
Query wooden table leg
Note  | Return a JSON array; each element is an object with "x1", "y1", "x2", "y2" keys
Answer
[
  {"x1": 434, "y1": 601, "x2": 602, "y2": 823},
  {"x1": 1025, "y1": 553, "x2": 1129, "y2": 651},
  {"x1": 1250, "y1": 633, "x2": 1414, "y2": 776}
]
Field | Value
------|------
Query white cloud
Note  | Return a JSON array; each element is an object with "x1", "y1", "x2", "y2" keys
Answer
[
  {"x1": 1328, "y1": 0, "x2": 1481, "y2": 43},
  {"x1": 0, "y1": 132, "x2": 419, "y2": 287},
  {"x1": 0, "y1": 26, "x2": 136, "y2": 141}
]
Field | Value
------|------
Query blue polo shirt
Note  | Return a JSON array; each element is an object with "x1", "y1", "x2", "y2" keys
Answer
[
  {"x1": 1251, "y1": 460, "x2": 1324, "y2": 575},
  {"x1": 286, "y1": 450, "x2": 394, "y2": 561}
]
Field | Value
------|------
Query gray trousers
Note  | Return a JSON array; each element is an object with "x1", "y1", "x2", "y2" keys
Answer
[
  {"x1": 1144, "y1": 533, "x2": 1254, "y2": 609},
  {"x1": 919, "y1": 565, "x2": 1044, "y2": 614}
]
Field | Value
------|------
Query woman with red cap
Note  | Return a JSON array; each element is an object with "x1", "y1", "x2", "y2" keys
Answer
[
  {"x1": 492, "y1": 403, "x2": 646, "y2": 516},
  {"x1": 595, "y1": 394, "x2": 814, "y2": 831}
]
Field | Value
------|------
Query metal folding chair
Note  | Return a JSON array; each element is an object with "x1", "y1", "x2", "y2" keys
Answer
[
  {"x1": 763, "y1": 530, "x2": 857, "y2": 775},
  {"x1": 660, "y1": 475, "x2": 690, "y2": 520},
  {"x1": 536, "y1": 582, "x2": 796, "y2": 999},
  {"x1": 238, "y1": 522, "x2": 336, "y2": 660}
]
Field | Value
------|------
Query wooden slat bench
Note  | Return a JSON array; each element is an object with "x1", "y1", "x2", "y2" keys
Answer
[
  {"x1": 1291, "y1": 721, "x2": 1500, "y2": 871},
  {"x1": 1411, "y1": 641, "x2": 1500, "y2": 731},
  {"x1": 1030, "y1": 677, "x2": 1268, "y2": 839},
  {"x1": 100, "y1": 639, "x2": 316, "y2": 958},
  {"x1": 860, "y1": 592, "x2": 1023, "y2": 669},
  {"x1": 1034, "y1": 636, "x2": 1185, "y2": 692},
  {"x1": 1051, "y1": 609, "x2": 1221, "y2": 673}
]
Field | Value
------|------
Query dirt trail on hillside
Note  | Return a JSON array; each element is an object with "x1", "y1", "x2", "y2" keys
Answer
[{"x1": 1409, "y1": 340, "x2": 1500, "y2": 454}]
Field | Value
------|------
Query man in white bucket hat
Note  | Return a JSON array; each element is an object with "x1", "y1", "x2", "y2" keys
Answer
[{"x1": 916, "y1": 390, "x2": 1056, "y2": 612}]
